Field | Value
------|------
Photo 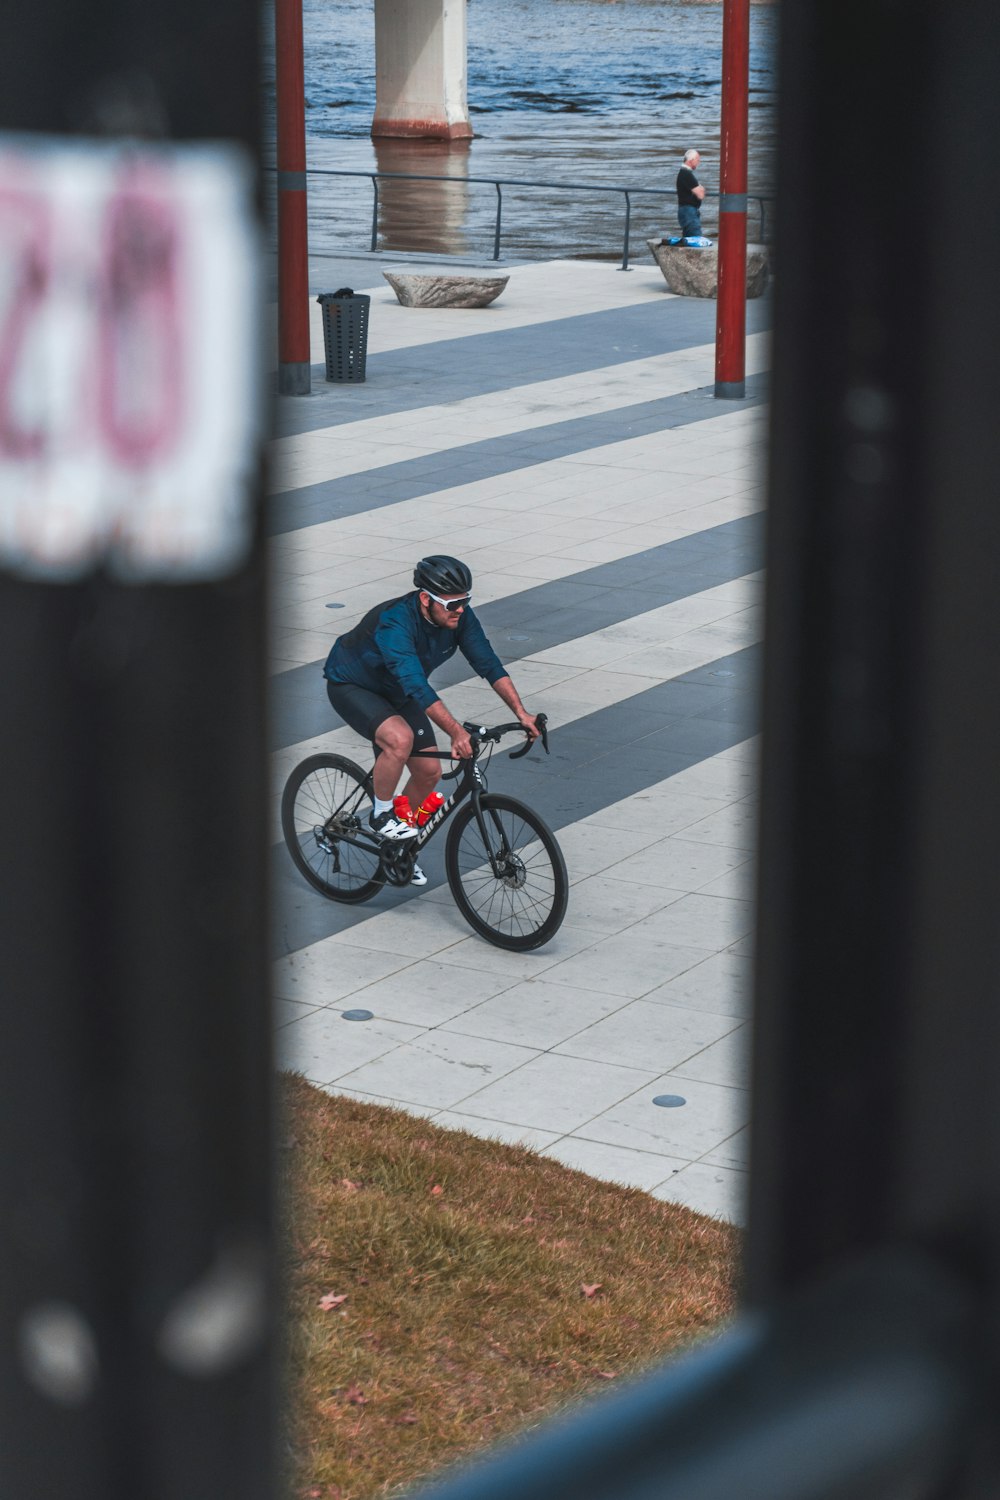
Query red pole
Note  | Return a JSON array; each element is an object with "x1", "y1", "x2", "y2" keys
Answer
[
  {"x1": 714, "y1": 0, "x2": 750, "y2": 399},
  {"x1": 275, "y1": 0, "x2": 311, "y2": 395}
]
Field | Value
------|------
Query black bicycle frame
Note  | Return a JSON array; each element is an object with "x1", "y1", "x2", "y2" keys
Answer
[{"x1": 334, "y1": 733, "x2": 519, "y2": 878}]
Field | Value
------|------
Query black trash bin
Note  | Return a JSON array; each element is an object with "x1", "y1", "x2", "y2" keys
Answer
[{"x1": 316, "y1": 287, "x2": 370, "y2": 383}]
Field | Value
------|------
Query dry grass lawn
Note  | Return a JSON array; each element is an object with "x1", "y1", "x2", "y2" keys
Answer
[{"x1": 280, "y1": 1073, "x2": 741, "y2": 1500}]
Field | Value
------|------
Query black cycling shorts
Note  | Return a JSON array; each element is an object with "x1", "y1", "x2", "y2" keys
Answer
[{"x1": 326, "y1": 680, "x2": 438, "y2": 754}]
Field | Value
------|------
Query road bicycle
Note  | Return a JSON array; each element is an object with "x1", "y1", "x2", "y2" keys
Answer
[{"x1": 280, "y1": 715, "x2": 568, "y2": 951}]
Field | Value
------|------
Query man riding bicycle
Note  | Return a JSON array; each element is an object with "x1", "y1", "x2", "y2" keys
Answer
[{"x1": 323, "y1": 555, "x2": 539, "y2": 883}]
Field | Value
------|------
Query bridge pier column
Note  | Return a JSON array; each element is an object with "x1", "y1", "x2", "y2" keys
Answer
[{"x1": 372, "y1": 0, "x2": 472, "y2": 140}]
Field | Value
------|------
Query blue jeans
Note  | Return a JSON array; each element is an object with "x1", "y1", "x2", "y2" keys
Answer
[{"x1": 678, "y1": 204, "x2": 702, "y2": 238}]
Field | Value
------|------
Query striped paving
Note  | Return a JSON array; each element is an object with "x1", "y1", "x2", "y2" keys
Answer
[
  {"x1": 270, "y1": 259, "x2": 769, "y2": 1225},
  {"x1": 270, "y1": 332, "x2": 770, "y2": 492},
  {"x1": 275, "y1": 260, "x2": 771, "y2": 438}
]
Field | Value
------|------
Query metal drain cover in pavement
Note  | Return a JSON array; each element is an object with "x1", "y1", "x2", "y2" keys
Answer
[
  {"x1": 341, "y1": 1009, "x2": 374, "y2": 1022},
  {"x1": 652, "y1": 1094, "x2": 687, "y2": 1108}
]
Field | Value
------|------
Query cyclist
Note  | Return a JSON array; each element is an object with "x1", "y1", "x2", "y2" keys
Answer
[{"x1": 323, "y1": 555, "x2": 540, "y2": 884}]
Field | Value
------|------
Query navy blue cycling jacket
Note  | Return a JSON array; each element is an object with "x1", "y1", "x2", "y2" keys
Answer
[{"x1": 323, "y1": 592, "x2": 507, "y2": 710}]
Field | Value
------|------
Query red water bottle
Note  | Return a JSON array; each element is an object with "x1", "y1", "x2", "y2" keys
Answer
[
  {"x1": 415, "y1": 792, "x2": 444, "y2": 826},
  {"x1": 393, "y1": 794, "x2": 416, "y2": 826}
]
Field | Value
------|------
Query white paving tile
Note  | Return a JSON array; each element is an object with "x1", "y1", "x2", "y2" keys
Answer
[
  {"x1": 341, "y1": 958, "x2": 519, "y2": 1028},
  {"x1": 277, "y1": 1010, "x2": 424, "y2": 1085},
  {"x1": 273, "y1": 997, "x2": 321, "y2": 1029},
  {"x1": 671, "y1": 1027, "x2": 752, "y2": 1090},
  {"x1": 651, "y1": 1161, "x2": 749, "y2": 1227},
  {"x1": 552, "y1": 873, "x2": 680, "y2": 934},
  {"x1": 702, "y1": 1125, "x2": 752, "y2": 1170},
  {"x1": 642, "y1": 950, "x2": 755, "y2": 1019},
  {"x1": 433, "y1": 923, "x2": 601, "y2": 979},
  {"x1": 541, "y1": 1137, "x2": 688, "y2": 1192},
  {"x1": 271, "y1": 940, "x2": 414, "y2": 1006},
  {"x1": 674, "y1": 801, "x2": 758, "y2": 850},
  {"x1": 603, "y1": 838, "x2": 750, "y2": 894},
  {"x1": 575, "y1": 1072, "x2": 751, "y2": 1159},
  {"x1": 541, "y1": 935, "x2": 710, "y2": 1000},
  {"x1": 440, "y1": 978, "x2": 629, "y2": 1050},
  {"x1": 554, "y1": 999, "x2": 741, "y2": 1073},
  {"x1": 332, "y1": 1029, "x2": 538, "y2": 1111},
  {"x1": 629, "y1": 893, "x2": 755, "y2": 951},
  {"x1": 319, "y1": 902, "x2": 470, "y2": 961},
  {"x1": 456, "y1": 1052, "x2": 656, "y2": 1135}
]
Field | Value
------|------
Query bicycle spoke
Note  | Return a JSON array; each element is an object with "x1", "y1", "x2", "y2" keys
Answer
[
  {"x1": 283, "y1": 756, "x2": 380, "y2": 901},
  {"x1": 453, "y1": 803, "x2": 560, "y2": 941}
]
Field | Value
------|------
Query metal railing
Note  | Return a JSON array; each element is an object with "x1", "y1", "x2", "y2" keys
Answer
[{"x1": 282, "y1": 166, "x2": 774, "y2": 269}]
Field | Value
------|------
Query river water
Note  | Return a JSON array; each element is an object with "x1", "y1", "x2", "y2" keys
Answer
[{"x1": 265, "y1": 0, "x2": 778, "y2": 262}]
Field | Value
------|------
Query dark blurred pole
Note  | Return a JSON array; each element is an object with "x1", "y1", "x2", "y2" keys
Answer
[
  {"x1": 275, "y1": 0, "x2": 311, "y2": 395},
  {"x1": 0, "y1": 2, "x2": 275, "y2": 1498},
  {"x1": 750, "y1": 0, "x2": 1000, "y2": 1428},
  {"x1": 714, "y1": 0, "x2": 750, "y2": 398}
]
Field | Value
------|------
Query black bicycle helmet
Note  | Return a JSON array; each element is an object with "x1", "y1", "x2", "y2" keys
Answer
[{"x1": 413, "y1": 554, "x2": 473, "y2": 595}]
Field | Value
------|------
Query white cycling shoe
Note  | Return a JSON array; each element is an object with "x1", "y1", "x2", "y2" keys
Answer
[
  {"x1": 369, "y1": 809, "x2": 419, "y2": 841},
  {"x1": 410, "y1": 863, "x2": 427, "y2": 887}
]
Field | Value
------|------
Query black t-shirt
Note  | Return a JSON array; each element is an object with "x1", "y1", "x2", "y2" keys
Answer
[{"x1": 676, "y1": 166, "x2": 701, "y2": 206}]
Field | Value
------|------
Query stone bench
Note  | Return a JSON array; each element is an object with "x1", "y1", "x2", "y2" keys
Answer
[
  {"x1": 383, "y1": 266, "x2": 510, "y2": 309},
  {"x1": 647, "y1": 239, "x2": 770, "y2": 299}
]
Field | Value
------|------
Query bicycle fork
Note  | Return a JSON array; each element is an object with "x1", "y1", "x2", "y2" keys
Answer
[{"x1": 469, "y1": 787, "x2": 511, "y2": 879}]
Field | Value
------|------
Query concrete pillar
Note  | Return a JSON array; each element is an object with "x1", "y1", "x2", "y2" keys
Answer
[
  {"x1": 372, "y1": 0, "x2": 472, "y2": 140},
  {"x1": 372, "y1": 137, "x2": 471, "y2": 253}
]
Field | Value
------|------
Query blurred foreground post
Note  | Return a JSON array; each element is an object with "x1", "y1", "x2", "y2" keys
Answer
[
  {"x1": 276, "y1": 0, "x2": 312, "y2": 395},
  {"x1": 0, "y1": 2, "x2": 275, "y2": 1497},
  {"x1": 714, "y1": 0, "x2": 750, "y2": 398}
]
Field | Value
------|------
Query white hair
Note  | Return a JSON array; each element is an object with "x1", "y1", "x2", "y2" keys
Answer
[{"x1": 683, "y1": 149, "x2": 700, "y2": 164}]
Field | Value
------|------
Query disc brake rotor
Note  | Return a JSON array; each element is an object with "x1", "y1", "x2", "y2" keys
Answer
[{"x1": 498, "y1": 854, "x2": 527, "y2": 890}]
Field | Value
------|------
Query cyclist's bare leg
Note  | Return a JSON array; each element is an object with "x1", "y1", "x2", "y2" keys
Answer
[
  {"x1": 372, "y1": 716, "x2": 414, "y2": 801},
  {"x1": 401, "y1": 754, "x2": 442, "y2": 809}
]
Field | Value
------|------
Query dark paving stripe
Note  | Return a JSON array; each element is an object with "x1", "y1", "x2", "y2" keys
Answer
[
  {"x1": 269, "y1": 511, "x2": 765, "y2": 750},
  {"x1": 272, "y1": 642, "x2": 761, "y2": 958},
  {"x1": 275, "y1": 296, "x2": 773, "y2": 439},
  {"x1": 268, "y1": 373, "x2": 768, "y2": 537}
]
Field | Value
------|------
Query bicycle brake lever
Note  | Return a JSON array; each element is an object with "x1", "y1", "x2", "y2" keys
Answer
[{"x1": 509, "y1": 713, "x2": 548, "y2": 759}]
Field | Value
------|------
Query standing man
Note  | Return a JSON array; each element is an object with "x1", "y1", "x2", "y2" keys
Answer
[{"x1": 676, "y1": 148, "x2": 706, "y2": 239}]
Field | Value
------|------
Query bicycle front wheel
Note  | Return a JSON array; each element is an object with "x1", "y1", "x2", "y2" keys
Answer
[
  {"x1": 445, "y1": 793, "x2": 568, "y2": 951},
  {"x1": 281, "y1": 754, "x2": 381, "y2": 903}
]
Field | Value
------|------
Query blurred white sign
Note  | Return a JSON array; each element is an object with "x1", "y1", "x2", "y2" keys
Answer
[{"x1": 0, "y1": 136, "x2": 261, "y2": 581}]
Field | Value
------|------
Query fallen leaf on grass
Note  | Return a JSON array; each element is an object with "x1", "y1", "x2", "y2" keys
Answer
[
  {"x1": 343, "y1": 1384, "x2": 368, "y2": 1405},
  {"x1": 581, "y1": 1283, "x2": 603, "y2": 1299},
  {"x1": 591, "y1": 1369, "x2": 617, "y2": 1379},
  {"x1": 340, "y1": 1178, "x2": 362, "y2": 1192},
  {"x1": 430, "y1": 1184, "x2": 444, "y2": 1197},
  {"x1": 318, "y1": 1292, "x2": 348, "y2": 1311},
  {"x1": 394, "y1": 1412, "x2": 419, "y2": 1425}
]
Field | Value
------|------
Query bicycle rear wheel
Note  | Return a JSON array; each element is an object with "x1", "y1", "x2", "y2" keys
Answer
[
  {"x1": 445, "y1": 793, "x2": 568, "y2": 950},
  {"x1": 281, "y1": 754, "x2": 381, "y2": 903}
]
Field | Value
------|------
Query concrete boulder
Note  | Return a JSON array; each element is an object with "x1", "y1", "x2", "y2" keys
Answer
[
  {"x1": 647, "y1": 240, "x2": 770, "y2": 299},
  {"x1": 383, "y1": 267, "x2": 509, "y2": 308}
]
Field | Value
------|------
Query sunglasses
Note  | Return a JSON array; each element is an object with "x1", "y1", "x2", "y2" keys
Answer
[{"x1": 425, "y1": 590, "x2": 472, "y2": 613}]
